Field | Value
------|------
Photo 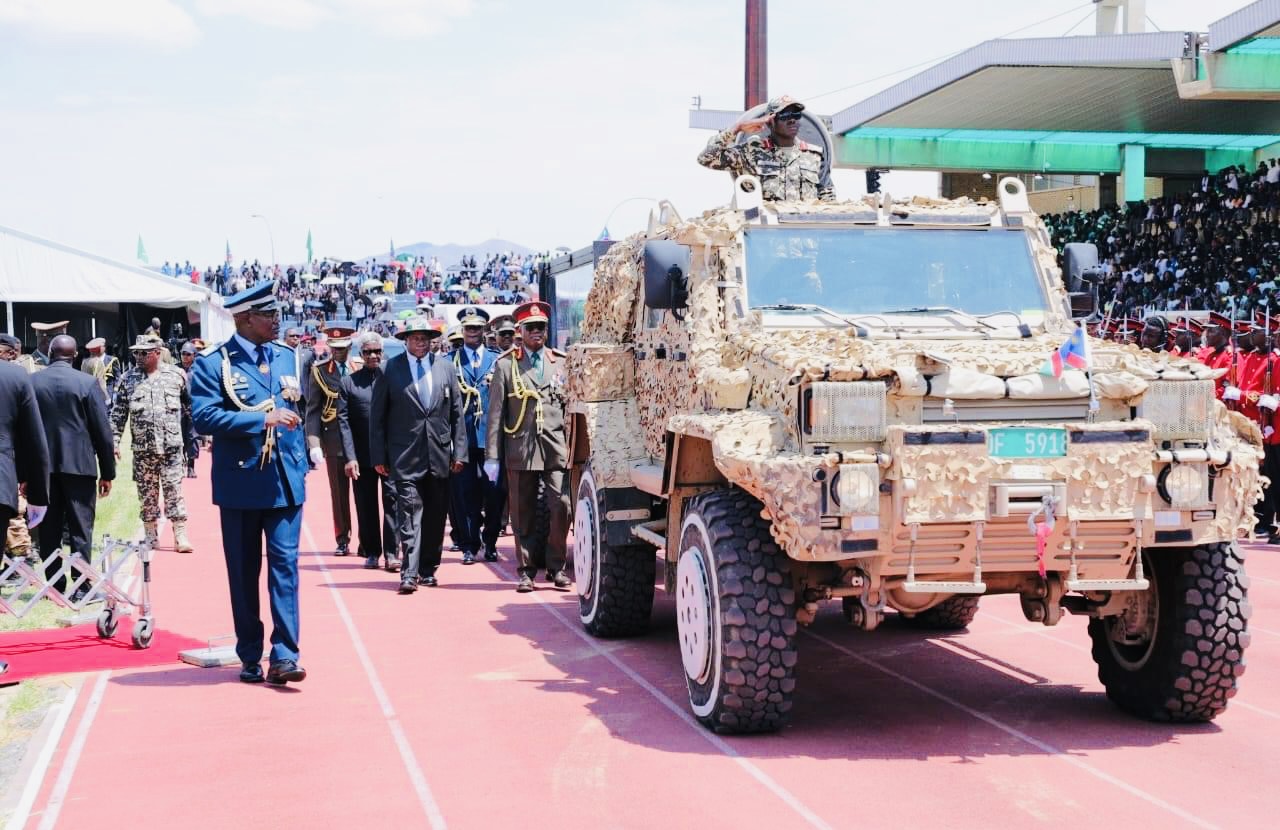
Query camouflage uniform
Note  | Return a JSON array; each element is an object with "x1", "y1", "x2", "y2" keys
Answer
[
  {"x1": 697, "y1": 130, "x2": 835, "y2": 202},
  {"x1": 4, "y1": 494, "x2": 32, "y2": 559},
  {"x1": 111, "y1": 363, "x2": 191, "y2": 523}
]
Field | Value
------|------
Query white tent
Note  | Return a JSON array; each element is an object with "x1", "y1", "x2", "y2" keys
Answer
[{"x1": 0, "y1": 224, "x2": 234, "y2": 342}]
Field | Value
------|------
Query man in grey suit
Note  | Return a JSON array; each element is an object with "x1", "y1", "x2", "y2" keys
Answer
[
  {"x1": 30, "y1": 335, "x2": 116, "y2": 596},
  {"x1": 338, "y1": 332, "x2": 400, "y2": 572},
  {"x1": 371, "y1": 318, "x2": 466, "y2": 592}
]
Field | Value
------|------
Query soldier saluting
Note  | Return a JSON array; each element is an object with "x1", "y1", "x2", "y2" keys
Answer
[
  {"x1": 484, "y1": 301, "x2": 571, "y2": 593},
  {"x1": 697, "y1": 96, "x2": 835, "y2": 202}
]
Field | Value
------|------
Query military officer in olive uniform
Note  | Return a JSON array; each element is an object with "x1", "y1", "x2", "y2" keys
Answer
[
  {"x1": 305, "y1": 323, "x2": 358, "y2": 555},
  {"x1": 81, "y1": 337, "x2": 121, "y2": 409},
  {"x1": 697, "y1": 95, "x2": 835, "y2": 202},
  {"x1": 111, "y1": 334, "x2": 194, "y2": 552},
  {"x1": 485, "y1": 301, "x2": 571, "y2": 593}
]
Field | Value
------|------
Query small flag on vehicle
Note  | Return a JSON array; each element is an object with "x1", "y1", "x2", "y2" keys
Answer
[{"x1": 1040, "y1": 325, "x2": 1089, "y2": 378}]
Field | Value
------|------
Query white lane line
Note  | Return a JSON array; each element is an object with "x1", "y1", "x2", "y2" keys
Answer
[
  {"x1": 6, "y1": 680, "x2": 81, "y2": 830},
  {"x1": 1234, "y1": 702, "x2": 1280, "y2": 721},
  {"x1": 490, "y1": 563, "x2": 833, "y2": 830},
  {"x1": 1250, "y1": 626, "x2": 1280, "y2": 639},
  {"x1": 802, "y1": 628, "x2": 1218, "y2": 830},
  {"x1": 1249, "y1": 574, "x2": 1280, "y2": 586},
  {"x1": 302, "y1": 523, "x2": 447, "y2": 830},
  {"x1": 35, "y1": 670, "x2": 110, "y2": 830}
]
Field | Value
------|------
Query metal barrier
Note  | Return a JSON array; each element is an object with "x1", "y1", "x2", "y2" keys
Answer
[{"x1": 0, "y1": 537, "x2": 155, "y2": 648}]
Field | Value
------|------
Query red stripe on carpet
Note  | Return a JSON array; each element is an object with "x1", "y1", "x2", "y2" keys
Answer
[{"x1": 0, "y1": 623, "x2": 207, "y2": 683}]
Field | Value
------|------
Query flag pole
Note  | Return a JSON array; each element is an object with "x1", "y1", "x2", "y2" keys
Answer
[{"x1": 1082, "y1": 320, "x2": 1099, "y2": 415}]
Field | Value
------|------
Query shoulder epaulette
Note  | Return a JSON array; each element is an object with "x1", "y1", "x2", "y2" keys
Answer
[
  {"x1": 496, "y1": 347, "x2": 519, "y2": 361},
  {"x1": 550, "y1": 348, "x2": 567, "y2": 358},
  {"x1": 798, "y1": 140, "x2": 823, "y2": 154},
  {"x1": 198, "y1": 341, "x2": 223, "y2": 358}
]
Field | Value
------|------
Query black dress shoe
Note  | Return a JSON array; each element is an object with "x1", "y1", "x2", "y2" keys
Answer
[
  {"x1": 1269, "y1": 535, "x2": 1280, "y2": 545},
  {"x1": 266, "y1": 660, "x2": 307, "y2": 685},
  {"x1": 551, "y1": 571, "x2": 572, "y2": 590},
  {"x1": 483, "y1": 547, "x2": 499, "y2": 562},
  {"x1": 398, "y1": 579, "x2": 417, "y2": 594},
  {"x1": 384, "y1": 556, "x2": 401, "y2": 573},
  {"x1": 420, "y1": 575, "x2": 439, "y2": 587},
  {"x1": 335, "y1": 542, "x2": 350, "y2": 556},
  {"x1": 516, "y1": 574, "x2": 534, "y2": 593},
  {"x1": 363, "y1": 555, "x2": 380, "y2": 569},
  {"x1": 239, "y1": 664, "x2": 264, "y2": 684},
  {"x1": 461, "y1": 551, "x2": 476, "y2": 565},
  {"x1": 448, "y1": 544, "x2": 461, "y2": 552}
]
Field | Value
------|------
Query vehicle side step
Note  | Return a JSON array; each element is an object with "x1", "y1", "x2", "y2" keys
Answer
[
  {"x1": 1064, "y1": 560, "x2": 1148, "y2": 592},
  {"x1": 630, "y1": 519, "x2": 666, "y2": 549},
  {"x1": 901, "y1": 580, "x2": 987, "y2": 595}
]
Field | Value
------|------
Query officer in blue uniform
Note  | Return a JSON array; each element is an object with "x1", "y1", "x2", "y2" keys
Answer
[
  {"x1": 451, "y1": 307, "x2": 504, "y2": 564},
  {"x1": 190, "y1": 280, "x2": 310, "y2": 685}
]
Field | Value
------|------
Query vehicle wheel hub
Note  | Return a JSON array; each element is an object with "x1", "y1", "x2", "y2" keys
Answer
[
  {"x1": 573, "y1": 495, "x2": 596, "y2": 599},
  {"x1": 676, "y1": 547, "x2": 714, "y2": 683}
]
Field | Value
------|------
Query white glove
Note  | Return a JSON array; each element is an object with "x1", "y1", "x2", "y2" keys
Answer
[
  {"x1": 484, "y1": 460, "x2": 500, "y2": 483},
  {"x1": 1266, "y1": 425, "x2": 1276, "y2": 440},
  {"x1": 26, "y1": 504, "x2": 47, "y2": 529},
  {"x1": 1223, "y1": 385, "x2": 1242, "y2": 401},
  {"x1": 1260, "y1": 394, "x2": 1279, "y2": 412},
  {"x1": 309, "y1": 447, "x2": 325, "y2": 465}
]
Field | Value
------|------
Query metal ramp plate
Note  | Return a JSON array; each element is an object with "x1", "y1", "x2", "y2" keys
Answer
[
  {"x1": 1065, "y1": 577, "x2": 1150, "y2": 592},
  {"x1": 902, "y1": 580, "x2": 987, "y2": 595}
]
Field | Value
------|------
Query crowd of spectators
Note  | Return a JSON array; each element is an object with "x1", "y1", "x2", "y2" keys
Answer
[
  {"x1": 157, "y1": 249, "x2": 551, "y2": 337},
  {"x1": 1046, "y1": 159, "x2": 1280, "y2": 317}
]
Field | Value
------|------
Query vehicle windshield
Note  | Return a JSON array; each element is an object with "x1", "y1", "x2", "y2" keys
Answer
[{"x1": 744, "y1": 227, "x2": 1046, "y2": 317}]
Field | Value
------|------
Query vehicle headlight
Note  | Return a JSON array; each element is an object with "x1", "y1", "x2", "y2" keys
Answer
[
  {"x1": 1138, "y1": 380, "x2": 1214, "y2": 441},
  {"x1": 1159, "y1": 464, "x2": 1205, "y2": 508},
  {"x1": 833, "y1": 463, "x2": 879, "y2": 515},
  {"x1": 806, "y1": 382, "x2": 887, "y2": 442}
]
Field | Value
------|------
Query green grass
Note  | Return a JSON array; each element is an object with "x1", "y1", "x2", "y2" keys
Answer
[{"x1": 0, "y1": 436, "x2": 143, "y2": 633}]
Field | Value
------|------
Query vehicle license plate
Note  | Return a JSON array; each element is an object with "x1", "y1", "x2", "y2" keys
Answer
[{"x1": 988, "y1": 427, "x2": 1066, "y2": 459}]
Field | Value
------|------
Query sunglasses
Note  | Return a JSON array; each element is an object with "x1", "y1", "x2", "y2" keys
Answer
[
  {"x1": 775, "y1": 112, "x2": 802, "y2": 123},
  {"x1": 523, "y1": 322, "x2": 547, "y2": 332},
  {"x1": 361, "y1": 349, "x2": 382, "y2": 355}
]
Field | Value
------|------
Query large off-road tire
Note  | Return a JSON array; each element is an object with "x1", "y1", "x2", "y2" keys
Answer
[
  {"x1": 903, "y1": 595, "x2": 980, "y2": 631},
  {"x1": 676, "y1": 489, "x2": 797, "y2": 734},
  {"x1": 574, "y1": 466, "x2": 655, "y2": 637},
  {"x1": 1088, "y1": 543, "x2": 1250, "y2": 723}
]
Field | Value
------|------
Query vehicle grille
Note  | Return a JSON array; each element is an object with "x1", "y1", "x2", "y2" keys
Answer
[{"x1": 921, "y1": 397, "x2": 1091, "y2": 424}]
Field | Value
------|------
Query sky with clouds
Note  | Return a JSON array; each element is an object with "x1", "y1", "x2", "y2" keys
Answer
[{"x1": 0, "y1": 0, "x2": 1238, "y2": 267}]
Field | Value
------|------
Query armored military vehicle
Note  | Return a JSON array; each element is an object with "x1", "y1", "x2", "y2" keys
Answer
[{"x1": 565, "y1": 174, "x2": 1258, "y2": 734}]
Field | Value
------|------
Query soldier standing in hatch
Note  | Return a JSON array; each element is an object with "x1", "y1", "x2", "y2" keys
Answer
[
  {"x1": 306, "y1": 323, "x2": 358, "y2": 555},
  {"x1": 485, "y1": 301, "x2": 571, "y2": 593},
  {"x1": 697, "y1": 96, "x2": 835, "y2": 202},
  {"x1": 111, "y1": 334, "x2": 193, "y2": 552}
]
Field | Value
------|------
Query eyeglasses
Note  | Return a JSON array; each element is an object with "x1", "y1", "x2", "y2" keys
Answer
[
  {"x1": 361, "y1": 349, "x2": 382, "y2": 355},
  {"x1": 775, "y1": 112, "x2": 802, "y2": 123},
  {"x1": 250, "y1": 309, "x2": 281, "y2": 320}
]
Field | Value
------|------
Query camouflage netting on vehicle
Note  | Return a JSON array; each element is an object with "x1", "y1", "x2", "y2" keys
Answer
[
  {"x1": 580, "y1": 236, "x2": 644, "y2": 344},
  {"x1": 1210, "y1": 408, "x2": 1266, "y2": 539},
  {"x1": 575, "y1": 399, "x2": 647, "y2": 490},
  {"x1": 566, "y1": 344, "x2": 633, "y2": 402}
]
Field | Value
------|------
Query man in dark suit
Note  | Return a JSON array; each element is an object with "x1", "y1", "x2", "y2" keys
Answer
[
  {"x1": 305, "y1": 323, "x2": 358, "y2": 554},
  {"x1": 30, "y1": 335, "x2": 116, "y2": 596},
  {"x1": 371, "y1": 318, "x2": 466, "y2": 593},
  {"x1": 190, "y1": 281, "x2": 310, "y2": 686},
  {"x1": 337, "y1": 332, "x2": 400, "y2": 572},
  {"x1": 0, "y1": 356, "x2": 50, "y2": 678}
]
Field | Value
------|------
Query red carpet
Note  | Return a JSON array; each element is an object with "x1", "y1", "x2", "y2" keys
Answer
[{"x1": 0, "y1": 623, "x2": 207, "y2": 683}]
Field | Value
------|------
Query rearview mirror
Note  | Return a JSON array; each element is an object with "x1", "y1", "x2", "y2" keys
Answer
[{"x1": 643, "y1": 240, "x2": 690, "y2": 313}]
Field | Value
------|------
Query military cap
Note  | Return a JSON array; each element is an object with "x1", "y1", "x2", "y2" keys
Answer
[
  {"x1": 764, "y1": 95, "x2": 804, "y2": 117},
  {"x1": 85, "y1": 337, "x2": 106, "y2": 351},
  {"x1": 224, "y1": 279, "x2": 280, "y2": 314},
  {"x1": 446, "y1": 325, "x2": 463, "y2": 343},
  {"x1": 395, "y1": 317, "x2": 443, "y2": 340},
  {"x1": 0, "y1": 334, "x2": 20, "y2": 349},
  {"x1": 129, "y1": 334, "x2": 166, "y2": 351},
  {"x1": 189, "y1": 338, "x2": 205, "y2": 349},
  {"x1": 180, "y1": 341, "x2": 199, "y2": 355},
  {"x1": 30, "y1": 320, "x2": 69, "y2": 333},
  {"x1": 321, "y1": 322, "x2": 356, "y2": 349},
  {"x1": 1206, "y1": 311, "x2": 1231, "y2": 330},
  {"x1": 491, "y1": 314, "x2": 516, "y2": 334},
  {"x1": 513, "y1": 300, "x2": 551, "y2": 327},
  {"x1": 457, "y1": 306, "x2": 490, "y2": 327}
]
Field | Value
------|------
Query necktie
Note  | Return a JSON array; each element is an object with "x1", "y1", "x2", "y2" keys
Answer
[
  {"x1": 416, "y1": 357, "x2": 432, "y2": 404},
  {"x1": 529, "y1": 349, "x2": 543, "y2": 384},
  {"x1": 256, "y1": 345, "x2": 271, "y2": 377}
]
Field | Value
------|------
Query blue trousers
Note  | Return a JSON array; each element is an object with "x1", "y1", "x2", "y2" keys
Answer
[
  {"x1": 451, "y1": 448, "x2": 505, "y2": 554},
  {"x1": 219, "y1": 506, "x2": 302, "y2": 665}
]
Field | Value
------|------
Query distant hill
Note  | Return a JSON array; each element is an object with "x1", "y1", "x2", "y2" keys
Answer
[{"x1": 362, "y1": 238, "x2": 535, "y2": 266}]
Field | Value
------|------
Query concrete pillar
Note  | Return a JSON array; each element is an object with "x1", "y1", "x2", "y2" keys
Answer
[{"x1": 1122, "y1": 144, "x2": 1146, "y2": 203}]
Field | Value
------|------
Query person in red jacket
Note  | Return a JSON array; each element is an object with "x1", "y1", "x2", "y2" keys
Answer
[
  {"x1": 1196, "y1": 313, "x2": 1235, "y2": 401},
  {"x1": 1259, "y1": 321, "x2": 1280, "y2": 542}
]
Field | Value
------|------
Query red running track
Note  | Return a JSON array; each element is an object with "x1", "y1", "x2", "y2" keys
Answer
[{"x1": 13, "y1": 456, "x2": 1280, "y2": 829}]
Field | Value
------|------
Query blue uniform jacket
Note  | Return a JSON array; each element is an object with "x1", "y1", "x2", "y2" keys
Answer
[
  {"x1": 190, "y1": 339, "x2": 308, "y2": 510},
  {"x1": 453, "y1": 346, "x2": 498, "y2": 451}
]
